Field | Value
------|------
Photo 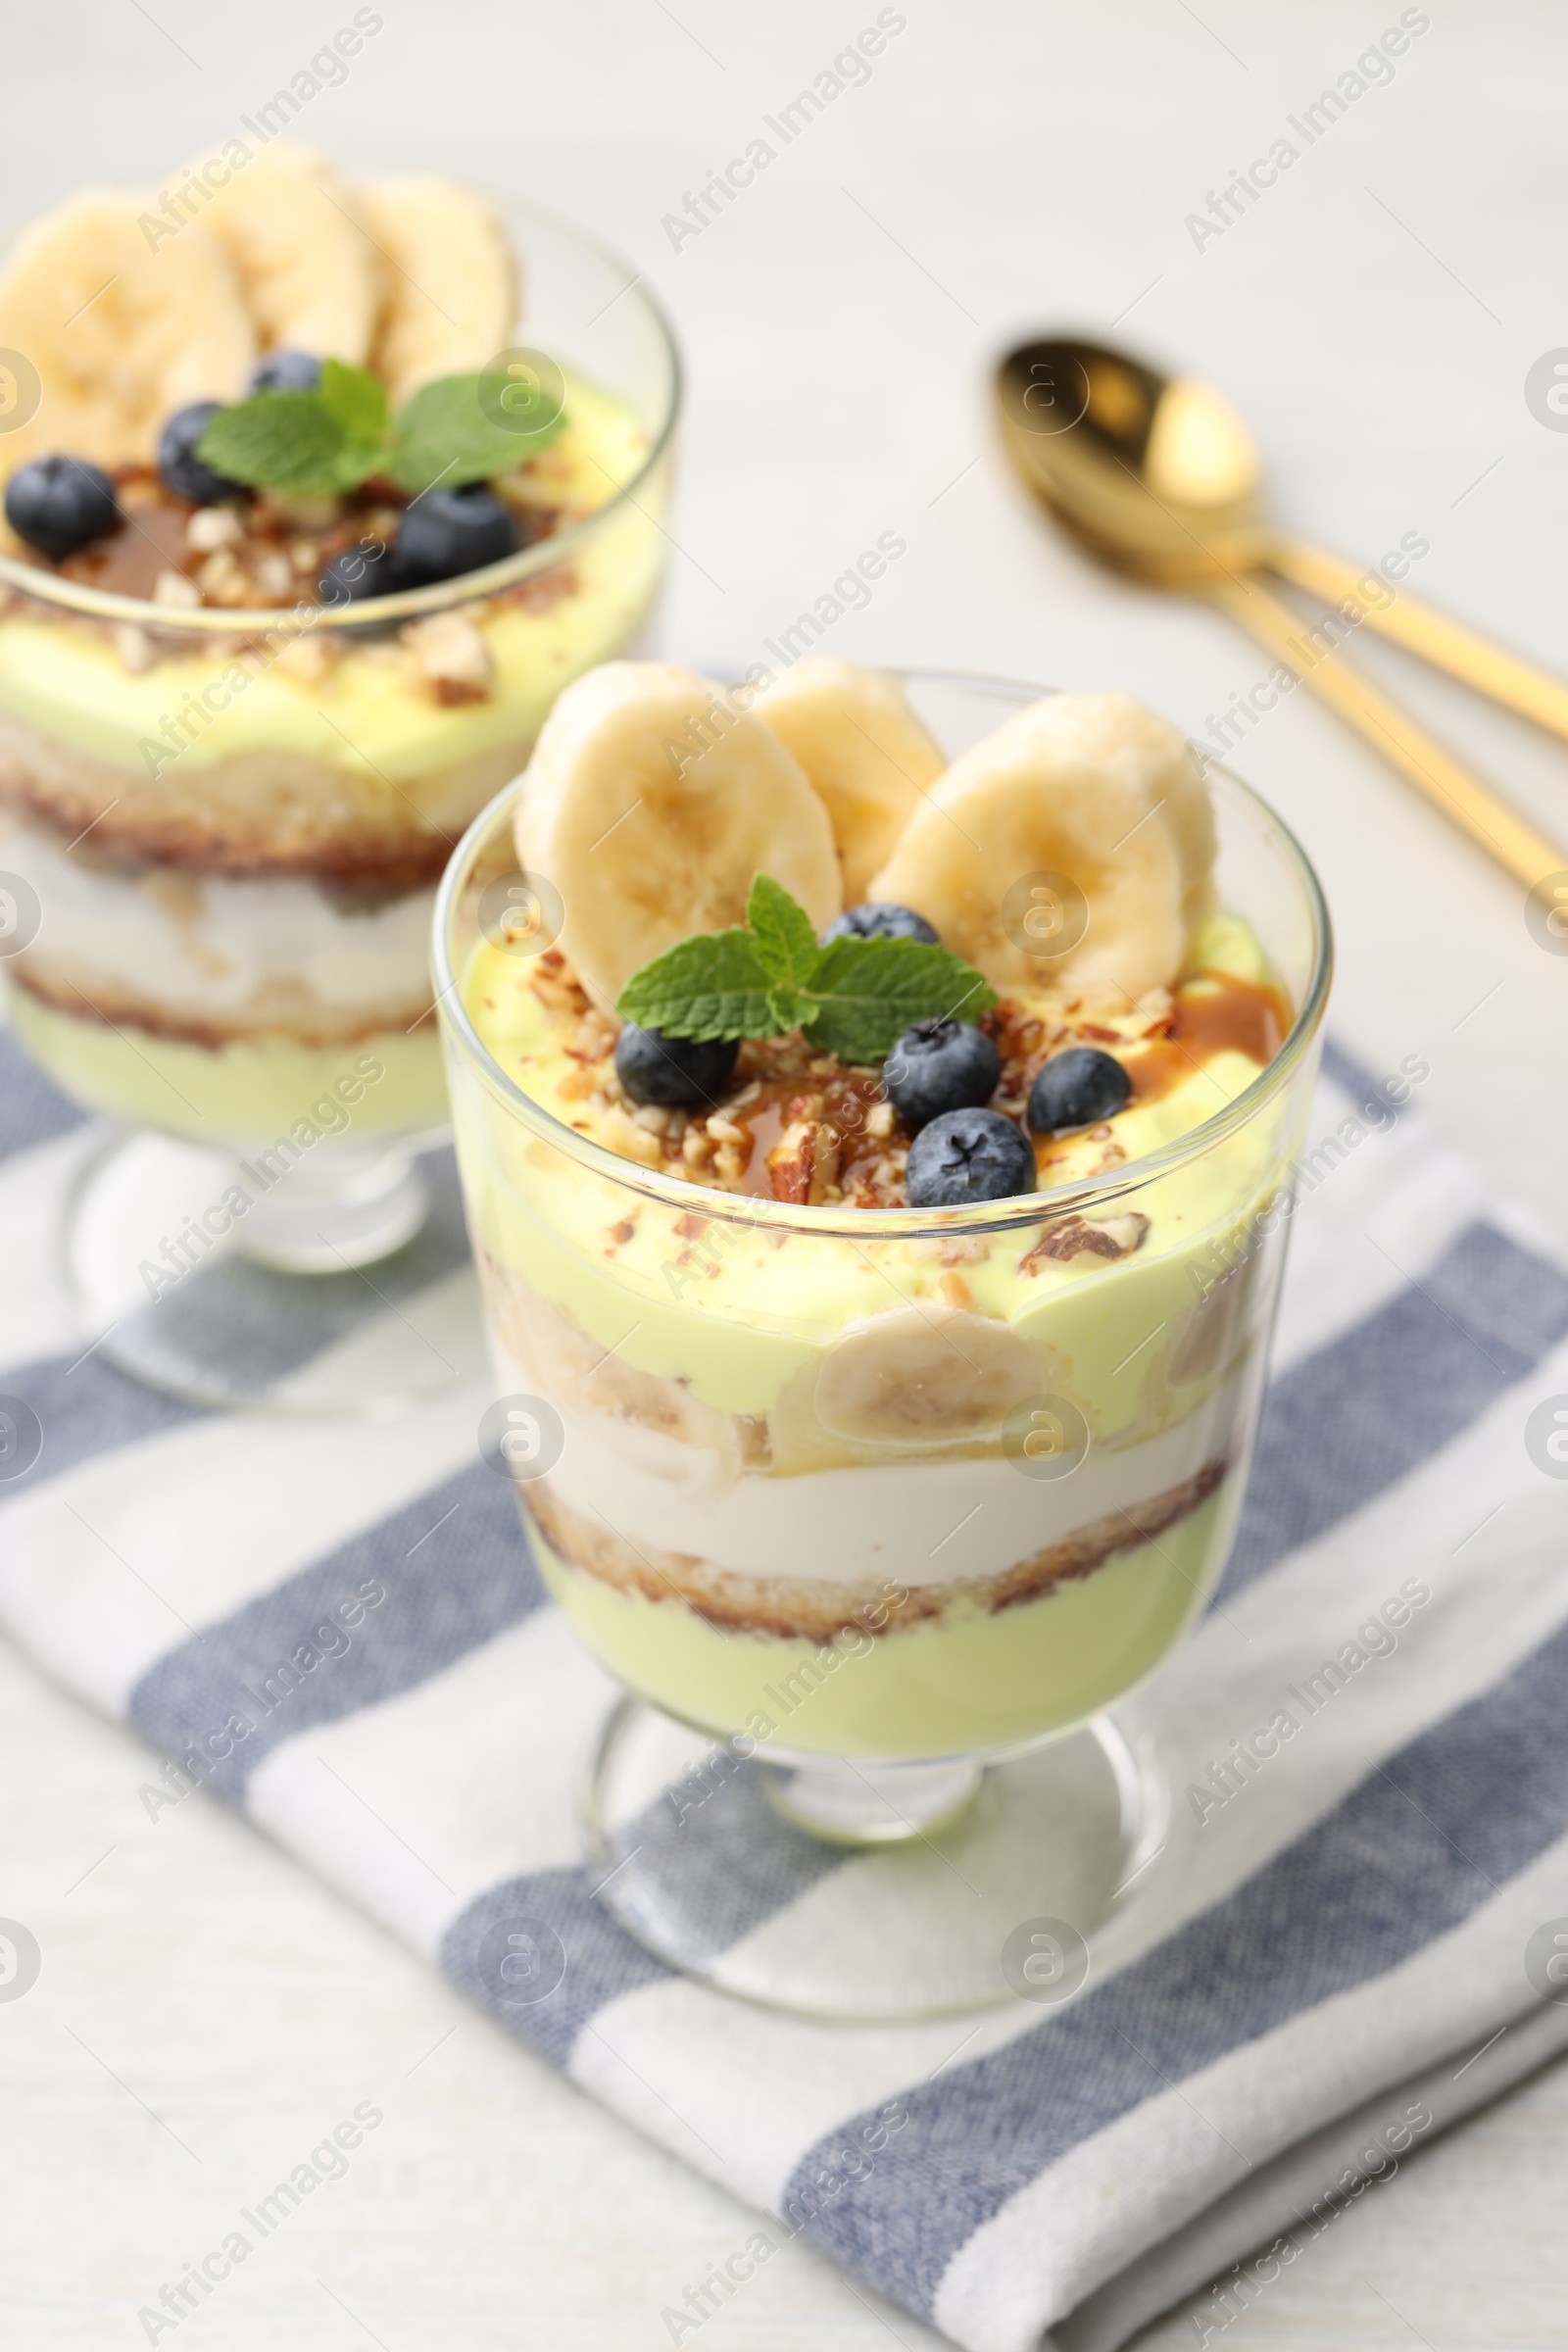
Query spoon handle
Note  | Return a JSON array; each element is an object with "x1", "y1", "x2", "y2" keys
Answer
[
  {"x1": 1266, "y1": 534, "x2": 1568, "y2": 744},
  {"x1": 1205, "y1": 572, "x2": 1567, "y2": 890}
]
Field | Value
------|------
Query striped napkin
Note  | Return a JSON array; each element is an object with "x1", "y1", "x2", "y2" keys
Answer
[{"x1": 4, "y1": 1022, "x2": 1568, "y2": 2352}]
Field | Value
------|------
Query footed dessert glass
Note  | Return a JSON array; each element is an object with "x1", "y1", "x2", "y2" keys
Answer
[
  {"x1": 436, "y1": 673, "x2": 1330, "y2": 2016},
  {"x1": 0, "y1": 197, "x2": 678, "y2": 1413}
]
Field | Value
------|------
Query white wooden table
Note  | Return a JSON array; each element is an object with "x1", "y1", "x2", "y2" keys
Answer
[{"x1": 5, "y1": 4, "x2": 1568, "y2": 2343}]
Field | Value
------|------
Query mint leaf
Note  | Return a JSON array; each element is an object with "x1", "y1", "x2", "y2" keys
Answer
[
  {"x1": 805, "y1": 935, "x2": 998, "y2": 1064},
  {"x1": 197, "y1": 392, "x2": 368, "y2": 495},
  {"x1": 613, "y1": 873, "x2": 998, "y2": 1058},
  {"x1": 615, "y1": 928, "x2": 776, "y2": 1042},
  {"x1": 746, "y1": 873, "x2": 821, "y2": 993},
  {"x1": 318, "y1": 358, "x2": 388, "y2": 450},
  {"x1": 389, "y1": 372, "x2": 566, "y2": 494},
  {"x1": 766, "y1": 987, "x2": 819, "y2": 1035},
  {"x1": 196, "y1": 380, "x2": 389, "y2": 496}
]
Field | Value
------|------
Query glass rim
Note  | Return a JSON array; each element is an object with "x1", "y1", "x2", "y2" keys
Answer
[
  {"x1": 0, "y1": 189, "x2": 683, "y2": 635},
  {"x1": 431, "y1": 666, "x2": 1334, "y2": 1241}
]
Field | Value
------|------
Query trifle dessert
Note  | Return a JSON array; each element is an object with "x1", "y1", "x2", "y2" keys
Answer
[
  {"x1": 440, "y1": 660, "x2": 1329, "y2": 1767},
  {"x1": 0, "y1": 142, "x2": 674, "y2": 1148}
]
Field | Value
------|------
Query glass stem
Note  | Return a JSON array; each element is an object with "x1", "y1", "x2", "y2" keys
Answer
[
  {"x1": 760, "y1": 1753, "x2": 984, "y2": 1845},
  {"x1": 227, "y1": 1135, "x2": 430, "y2": 1273}
]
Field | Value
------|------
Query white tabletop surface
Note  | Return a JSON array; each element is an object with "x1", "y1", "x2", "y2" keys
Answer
[{"x1": 6, "y1": 5, "x2": 1568, "y2": 2345}]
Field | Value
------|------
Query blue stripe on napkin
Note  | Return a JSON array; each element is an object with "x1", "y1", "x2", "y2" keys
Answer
[
  {"x1": 1219, "y1": 1219, "x2": 1568, "y2": 1602},
  {"x1": 439, "y1": 1748, "x2": 851, "y2": 2041},
  {"x1": 127, "y1": 1461, "x2": 544, "y2": 1799},
  {"x1": 444, "y1": 1867, "x2": 674, "y2": 2067},
  {"x1": 0, "y1": 1348, "x2": 204, "y2": 1488},
  {"x1": 785, "y1": 1605, "x2": 1568, "y2": 2317}
]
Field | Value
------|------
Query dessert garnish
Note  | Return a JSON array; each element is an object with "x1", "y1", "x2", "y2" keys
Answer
[
  {"x1": 495, "y1": 664, "x2": 1281, "y2": 1212},
  {"x1": 869, "y1": 688, "x2": 1217, "y2": 999},
  {"x1": 615, "y1": 872, "x2": 996, "y2": 1066},
  {"x1": 249, "y1": 350, "x2": 323, "y2": 395},
  {"x1": 3, "y1": 457, "x2": 119, "y2": 560},
  {"x1": 195, "y1": 358, "x2": 562, "y2": 502},
  {"x1": 822, "y1": 901, "x2": 940, "y2": 945},
  {"x1": 1027, "y1": 1044, "x2": 1131, "y2": 1135},
  {"x1": 748, "y1": 659, "x2": 948, "y2": 904},
  {"x1": 0, "y1": 146, "x2": 572, "y2": 611},
  {"x1": 159, "y1": 400, "x2": 247, "y2": 504},
  {"x1": 906, "y1": 1106, "x2": 1037, "y2": 1208},
  {"x1": 613, "y1": 1026, "x2": 739, "y2": 1111},
  {"x1": 883, "y1": 1014, "x2": 1002, "y2": 1131}
]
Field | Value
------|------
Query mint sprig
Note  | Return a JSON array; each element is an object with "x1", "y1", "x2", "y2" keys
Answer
[
  {"x1": 388, "y1": 373, "x2": 564, "y2": 494},
  {"x1": 615, "y1": 877, "x2": 997, "y2": 1065},
  {"x1": 196, "y1": 362, "x2": 567, "y2": 500}
]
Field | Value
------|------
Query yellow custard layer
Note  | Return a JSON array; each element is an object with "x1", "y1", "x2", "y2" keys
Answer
[
  {"x1": 9, "y1": 987, "x2": 444, "y2": 1143},
  {"x1": 530, "y1": 1480, "x2": 1235, "y2": 1756},
  {"x1": 456, "y1": 910, "x2": 1294, "y2": 1440},
  {"x1": 0, "y1": 374, "x2": 663, "y2": 784}
]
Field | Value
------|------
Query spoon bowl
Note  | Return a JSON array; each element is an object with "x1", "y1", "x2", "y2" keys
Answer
[{"x1": 996, "y1": 335, "x2": 1267, "y2": 579}]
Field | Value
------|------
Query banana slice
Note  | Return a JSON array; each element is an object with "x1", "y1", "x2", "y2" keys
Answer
[
  {"x1": 750, "y1": 658, "x2": 947, "y2": 905},
  {"x1": 199, "y1": 141, "x2": 378, "y2": 363},
  {"x1": 868, "y1": 691, "x2": 1215, "y2": 999},
  {"x1": 768, "y1": 1302, "x2": 1048, "y2": 1473},
  {"x1": 516, "y1": 662, "x2": 842, "y2": 1013},
  {"x1": 482, "y1": 1266, "x2": 744, "y2": 1490},
  {"x1": 0, "y1": 191, "x2": 254, "y2": 475},
  {"x1": 355, "y1": 176, "x2": 516, "y2": 407}
]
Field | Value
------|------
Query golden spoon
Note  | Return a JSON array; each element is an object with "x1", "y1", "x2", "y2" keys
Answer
[{"x1": 995, "y1": 334, "x2": 1568, "y2": 891}]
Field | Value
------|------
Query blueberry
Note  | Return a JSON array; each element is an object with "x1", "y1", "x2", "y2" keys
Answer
[
  {"x1": 614, "y1": 1023, "x2": 739, "y2": 1110},
  {"x1": 388, "y1": 484, "x2": 522, "y2": 590},
  {"x1": 158, "y1": 401, "x2": 246, "y2": 504},
  {"x1": 318, "y1": 541, "x2": 395, "y2": 607},
  {"x1": 1027, "y1": 1047, "x2": 1131, "y2": 1136},
  {"x1": 906, "y1": 1108, "x2": 1035, "y2": 1207},
  {"x1": 820, "y1": 901, "x2": 939, "y2": 946},
  {"x1": 883, "y1": 1017, "x2": 1000, "y2": 1132},
  {"x1": 3, "y1": 455, "x2": 119, "y2": 560},
  {"x1": 249, "y1": 349, "x2": 322, "y2": 394}
]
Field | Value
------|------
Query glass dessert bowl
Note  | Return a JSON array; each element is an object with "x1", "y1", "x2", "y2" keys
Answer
[
  {"x1": 0, "y1": 144, "x2": 678, "y2": 1411},
  {"x1": 436, "y1": 661, "x2": 1331, "y2": 2017}
]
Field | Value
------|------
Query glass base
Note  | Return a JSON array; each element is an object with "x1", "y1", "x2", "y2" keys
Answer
[
  {"x1": 582, "y1": 1697, "x2": 1169, "y2": 2021},
  {"x1": 62, "y1": 1127, "x2": 488, "y2": 1415}
]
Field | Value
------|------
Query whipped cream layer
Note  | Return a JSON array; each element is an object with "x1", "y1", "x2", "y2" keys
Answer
[
  {"x1": 1, "y1": 806, "x2": 432, "y2": 1025},
  {"x1": 496, "y1": 1334, "x2": 1246, "y2": 1592}
]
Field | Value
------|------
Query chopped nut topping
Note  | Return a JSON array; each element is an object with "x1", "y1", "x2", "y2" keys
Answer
[
  {"x1": 196, "y1": 547, "x2": 250, "y2": 605},
  {"x1": 152, "y1": 568, "x2": 201, "y2": 609},
  {"x1": 254, "y1": 550, "x2": 295, "y2": 601},
  {"x1": 401, "y1": 610, "x2": 493, "y2": 705},
  {"x1": 185, "y1": 506, "x2": 244, "y2": 554},
  {"x1": 601, "y1": 1102, "x2": 663, "y2": 1168},
  {"x1": 1021, "y1": 1211, "x2": 1151, "y2": 1272}
]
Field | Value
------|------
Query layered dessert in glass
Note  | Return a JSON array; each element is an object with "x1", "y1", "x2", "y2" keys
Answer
[
  {"x1": 0, "y1": 143, "x2": 677, "y2": 1405},
  {"x1": 437, "y1": 661, "x2": 1330, "y2": 2014}
]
